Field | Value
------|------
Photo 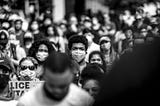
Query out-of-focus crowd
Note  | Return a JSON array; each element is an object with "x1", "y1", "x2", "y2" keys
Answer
[{"x1": 0, "y1": 1, "x2": 160, "y2": 106}]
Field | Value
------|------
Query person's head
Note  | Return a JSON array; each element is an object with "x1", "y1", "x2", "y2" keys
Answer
[
  {"x1": 68, "y1": 35, "x2": 88, "y2": 64},
  {"x1": 0, "y1": 58, "x2": 12, "y2": 93},
  {"x1": 43, "y1": 17, "x2": 53, "y2": 27},
  {"x1": 1, "y1": 20, "x2": 12, "y2": 30},
  {"x1": 83, "y1": 29, "x2": 95, "y2": 45},
  {"x1": 42, "y1": 52, "x2": 74, "y2": 101},
  {"x1": 14, "y1": 19, "x2": 23, "y2": 31},
  {"x1": 23, "y1": 32, "x2": 34, "y2": 49},
  {"x1": 83, "y1": 17, "x2": 92, "y2": 29},
  {"x1": 99, "y1": 36, "x2": 112, "y2": 53},
  {"x1": 89, "y1": 51, "x2": 105, "y2": 66},
  {"x1": 46, "y1": 25, "x2": 59, "y2": 37},
  {"x1": 81, "y1": 63, "x2": 104, "y2": 98},
  {"x1": 18, "y1": 57, "x2": 38, "y2": 81},
  {"x1": 0, "y1": 30, "x2": 9, "y2": 50},
  {"x1": 29, "y1": 20, "x2": 39, "y2": 31},
  {"x1": 28, "y1": 39, "x2": 55, "y2": 64}
]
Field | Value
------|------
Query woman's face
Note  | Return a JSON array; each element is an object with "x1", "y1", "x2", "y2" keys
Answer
[
  {"x1": 31, "y1": 21, "x2": 39, "y2": 31},
  {"x1": 19, "y1": 59, "x2": 36, "y2": 80},
  {"x1": 36, "y1": 44, "x2": 49, "y2": 62},
  {"x1": 100, "y1": 41, "x2": 111, "y2": 51},
  {"x1": 90, "y1": 54, "x2": 103, "y2": 65},
  {"x1": 83, "y1": 79, "x2": 100, "y2": 99},
  {"x1": 47, "y1": 27, "x2": 54, "y2": 36}
]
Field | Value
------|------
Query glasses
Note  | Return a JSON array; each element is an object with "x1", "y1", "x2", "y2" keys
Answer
[{"x1": 20, "y1": 66, "x2": 35, "y2": 70}]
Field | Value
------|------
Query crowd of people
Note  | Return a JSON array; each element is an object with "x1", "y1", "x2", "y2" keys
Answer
[{"x1": 0, "y1": 1, "x2": 160, "y2": 106}]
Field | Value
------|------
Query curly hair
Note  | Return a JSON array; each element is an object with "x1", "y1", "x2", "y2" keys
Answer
[
  {"x1": 28, "y1": 39, "x2": 55, "y2": 63},
  {"x1": 80, "y1": 63, "x2": 104, "y2": 86},
  {"x1": 68, "y1": 35, "x2": 88, "y2": 51}
]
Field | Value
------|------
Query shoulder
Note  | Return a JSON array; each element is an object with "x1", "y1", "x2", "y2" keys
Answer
[
  {"x1": 67, "y1": 84, "x2": 94, "y2": 106},
  {"x1": 18, "y1": 82, "x2": 43, "y2": 105}
]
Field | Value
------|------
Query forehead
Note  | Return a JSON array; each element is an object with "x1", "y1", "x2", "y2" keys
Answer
[
  {"x1": 44, "y1": 68, "x2": 73, "y2": 86},
  {"x1": 91, "y1": 54, "x2": 101, "y2": 59},
  {"x1": 83, "y1": 79, "x2": 99, "y2": 88},
  {"x1": 72, "y1": 43, "x2": 85, "y2": 48},
  {"x1": 21, "y1": 60, "x2": 33, "y2": 66},
  {"x1": 39, "y1": 44, "x2": 48, "y2": 49}
]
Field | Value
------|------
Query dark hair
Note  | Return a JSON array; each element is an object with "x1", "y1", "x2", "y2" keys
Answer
[
  {"x1": 89, "y1": 51, "x2": 107, "y2": 72},
  {"x1": 93, "y1": 37, "x2": 160, "y2": 106},
  {"x1": 43, "y1": 52, "x2": 73, "y2": 73},
  {"x1": 28, "y1": 39, "x2": 55, "y2": 63},
  {"x1": 14, "y1": 19, "x2": 23, "y2": 24},
  {"x1": 46, "y1": 24, "x2": 59, "y2": 37},
  {"x1": 68, "y1": 35, "x2": 88, "y2": 50},
  {"x1": 81, "y1": 63, "x2": 104, "y2": 86}
]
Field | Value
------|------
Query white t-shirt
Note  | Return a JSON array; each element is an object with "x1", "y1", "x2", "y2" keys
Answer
[
  {"x1": 0, "y1": 100, "x2": 18, "y2": 106},
  {"x1": 18, "y1": 83, "x2": 93, "y2": 106}
]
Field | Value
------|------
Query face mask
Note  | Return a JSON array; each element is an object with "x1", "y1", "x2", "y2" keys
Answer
[
  {"x1": 101, "y1": 42, "x2": 111, "y2": 51},
  {"x1": 0, "y1": 74, "x2": 9, "y2": 90},
  {"x1": 36, "y1": 51, "x2": 49, "y2": 62},
  {"x1": 71, "y1": 50, "x2": 86, "y2": 63}
]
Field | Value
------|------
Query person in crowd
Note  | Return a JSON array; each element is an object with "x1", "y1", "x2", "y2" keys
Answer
[
  {"x1": 93, "y1": 37, "x2": 160, "y2": 106},
  {"x1": 83, "y1": 29, "x2": 100, "y2": 62},
  {"x1": 99, "y1": 35, "x2": 118, "y2": 72},
  {"x1": 18, "y1": 52, "x2": 93, "y2": 106},
  {"x1": 17, "y1": 57, "x2": 39, "y2": 81},
  {"x1": 0, "y1": 57, "x2": 15, "y2": 101},
  {"x1": 0, "y1": 30, "x2": 16, "y2": 72},
  {"x1": 0, "y1": 59, "x2": 18, "y2": 105},
  {"x1": 28, "y1": 39, "x2": 55, "y2": 79},
  {"x1": 22, "y1": 32, "x2": 34, "y2": 55},
  {"x1": 89, "y1": 51, "x2": 107, "y2": 73},
  {"x1": 13, "y1": 19, "x2": 25, "y2": 47},
  {"x1": 46, "y1": 24, "x2": 66, "y2": 52},
  {"x1": 1, "y1": 30, "x2": 26, "y2": 67},
  {"x1": 29, "y1": 20, "x2": 45, "y2": 42},
  {"x1": 68, "y1": 35, "x2": 88, "y2": 73},
  {"x1": 80, "y1": 63, "x2": 104, "y2": 99}
]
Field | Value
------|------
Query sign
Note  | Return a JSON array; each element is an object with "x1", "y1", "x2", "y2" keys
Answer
[{"x1": 9, "y1": 81, "x2": 44, "y2": 98}]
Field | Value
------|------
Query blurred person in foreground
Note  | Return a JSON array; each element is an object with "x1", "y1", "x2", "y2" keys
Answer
[
  {"x1": 0, "y1": 57, "x2": 18, "y2": 105},
  {"x1": 18, "y1": 52, "x2": 93, "y2": 106},
  {"x1": 93, "y1": 37, "x2": 160, "y2": 106}
]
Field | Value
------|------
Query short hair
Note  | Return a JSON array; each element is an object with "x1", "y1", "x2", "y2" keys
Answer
[
  {"x1": 43, "y1": 52, "x2": 73, "y2": 73},
  {"x1": 68, "y1": 35, "x2": 88, "y2": 51},
  {"x1": 81, "y1": 63, "x2": 104, "y2": 86}
]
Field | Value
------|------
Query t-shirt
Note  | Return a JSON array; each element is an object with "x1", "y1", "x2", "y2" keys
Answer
[
  {"x1": 0, "y1": 100, "x2": 18, "y2": 106},
  {"x1": 18, "y1": 82, "x2": 93, "y2": 106}
]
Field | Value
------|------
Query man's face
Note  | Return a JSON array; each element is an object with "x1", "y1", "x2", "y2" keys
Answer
[
  {"x1": 15, "y1": 21, "x2": 22, "y2": 30},
  {"x1": 43, "y1": 68, "x2": 73, "y2": 101},
  {"x1": 71, "y1": 43, "x2": 86, "y2": 63}
]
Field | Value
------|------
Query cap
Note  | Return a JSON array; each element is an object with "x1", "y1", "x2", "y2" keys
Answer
[{"x1": 99, "y1": 36, "x2": 111, "y2": 44}]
